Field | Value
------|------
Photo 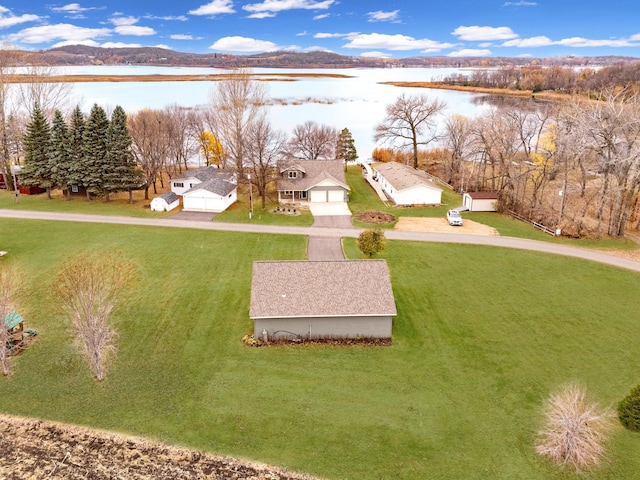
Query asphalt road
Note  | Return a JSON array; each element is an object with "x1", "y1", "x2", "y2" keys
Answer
[{"x1": 2, "y1": 209, "x2": 640, "y2": 273}]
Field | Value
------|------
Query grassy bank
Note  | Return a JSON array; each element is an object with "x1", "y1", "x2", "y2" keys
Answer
[{"x1": 1, "y1": 218, "x2": 639, "y2": 479}]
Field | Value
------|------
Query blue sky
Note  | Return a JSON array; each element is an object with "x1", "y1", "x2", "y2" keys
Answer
[{"x1": 1, "y1": 1, "x2": 639, "y2": 58}]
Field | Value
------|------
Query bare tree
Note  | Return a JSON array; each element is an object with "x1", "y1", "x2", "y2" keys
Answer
[
  {"x1": 442, "y1": 114, "x2": 473, "y2": 188},
  {"x1": 285, "y1": 121, "x2": 338, "y2": 160},
  {"x1": 374, "y1": 94, "x2": 447, "y2": 169},
  {"x1": 16, "y1": 63, "x2": 73, "y2": 117},
  {"x1": 0, "y1": 265, "x2": 23, "y2": 377},
  {"x1": 55, "y1": 252, "x2": 135, "y2": 381},
  {"x1": 208, "y1": 69, "x2": 267, "y2": 177},
  {"x1": 536, "y1": 384, "x2": 615, "y2": 471},
  {"x1": 246, "y1": 115, "x2": 286, "y2": 209},
  {"x1": 163, "y1": 104, "x2": 198, "y2": 176}
]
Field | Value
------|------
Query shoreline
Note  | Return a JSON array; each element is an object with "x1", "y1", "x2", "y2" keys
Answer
[{"x1": 379, "y1": 81, "x2": 567, "y2": 100}]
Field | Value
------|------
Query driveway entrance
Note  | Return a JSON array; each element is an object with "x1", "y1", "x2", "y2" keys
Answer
[{"x1": 308, "y1": 202, "x2": 351, "y2": 216}]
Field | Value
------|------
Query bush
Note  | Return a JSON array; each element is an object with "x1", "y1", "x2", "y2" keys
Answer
[
  {"x1": 356, "y1": 229, "x2": 385, "y2": 257},
  {"x1": 536, "y1": 384, "x2": 615, "y2": 470},
  {"x1": 618, "y1": 384, "x2": 640, "y2": 432}
]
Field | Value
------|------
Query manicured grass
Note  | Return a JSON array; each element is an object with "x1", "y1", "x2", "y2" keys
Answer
[
  {"x1": 215, "y1": 191, "x2": 313, "y2": 226},
  {"x1": 2, "y1": 219, "x2": 640, "y2": 479}
]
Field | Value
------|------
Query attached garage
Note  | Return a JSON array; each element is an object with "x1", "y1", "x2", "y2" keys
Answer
[
  {"x1": 328, "y1": 189, "x2": 346, "y2": 202},
  {"x1": 310, "y1": 189, "x2": 327, "y2": 202},
  {"x1": 182, "y1": 179, "x2": 237, "y2": 213}
]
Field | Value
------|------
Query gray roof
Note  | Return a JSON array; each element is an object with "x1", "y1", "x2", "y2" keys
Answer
[
  {"x1": 184, "y1": 177, "x2": 236, "y2": 196},
  {"x1": 156, "y1": 191, "x2": 179, "y2": 203},
  {"x1": 250, "y1": 260, "x2": 397, "y2": 319},
  {"x1": 373, "y1": 162, "x2": 442, "y2": 192},
  {"x1": 277, "y1": 159, "x2": 349, "y2": 192},
  {"x1": 173, "y1": 166, "x2": 236, "y2": 183}
]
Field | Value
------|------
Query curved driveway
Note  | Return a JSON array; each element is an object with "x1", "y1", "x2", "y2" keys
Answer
[{"x1": 2, "y1": 209, "x2": 640, "y2": 273}]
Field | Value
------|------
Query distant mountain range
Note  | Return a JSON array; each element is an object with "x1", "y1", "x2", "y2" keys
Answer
[{"x1": 19, "y1": 45, "x2": 640, "y2": 69}]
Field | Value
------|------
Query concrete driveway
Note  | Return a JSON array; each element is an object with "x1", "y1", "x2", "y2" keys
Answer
[
  {"x1": 307, "y1": 237, "x2": 345, "y2": 260},
  {"x1": 308, "y1": 202, "x2": 351, "y2": 216},
  {"x1": 168, "y1": 211, "x2": 217, "y2": 222}
]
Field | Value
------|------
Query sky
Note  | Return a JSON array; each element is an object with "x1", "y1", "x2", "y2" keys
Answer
[{"x1": 1, "y1": 1, "x2": 640, "y2": 58}]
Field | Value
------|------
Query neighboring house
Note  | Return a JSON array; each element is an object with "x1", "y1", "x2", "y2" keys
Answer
[
  {"x1": 170, "y1": 166, "x2": 237, "y2": 213},
  {"x1": 463, "y1": 191, "x2": 499, "y2": 212},
  {"x1": 150, "y1": 191, "x2": 179, "y2": 212},
  {"x1": 250, "y1": 260, "x2": 397, "y2": 340},
  {"x1": 372, "y1": 162, "x2": 442, "y2": 206},
  {"x1": 276, "y1": 159, "x2": 349, "y2": 203}
]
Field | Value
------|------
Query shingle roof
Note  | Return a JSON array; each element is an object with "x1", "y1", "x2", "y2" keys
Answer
[
  {"x1": 157, "y1": 191, "x2": 179, "y2": 204},
  {"x1": 250, "y1": 260, "x2": 397, "y2": 319},
  {"x1": 173, "y1": 166, "x2": 235, "y2": 183},
  {"x1": 373, "y1": 162, "x2": 442, "y2": 192},
  {"x1": 184, "y1": 177, "x2": 236, "y2": 196},
  {"x1": 277, "y1": 159, "x2": 349, "y2": 192},
  {"x1": 466, "y1": 191, "x2": 499, "y2": 199}
]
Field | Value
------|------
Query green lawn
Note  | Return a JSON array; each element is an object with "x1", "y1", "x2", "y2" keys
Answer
[
  {"x1": 214, "y1": 190, "x2": 314, "y2": 226},
  {"x1": 1, "y1": 218, "x2": 639, "y2": 479}
]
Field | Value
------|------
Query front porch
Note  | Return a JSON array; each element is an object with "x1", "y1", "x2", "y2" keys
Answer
[{"x1": 277, "y1": 190, "x2": 309, "y2": 203}]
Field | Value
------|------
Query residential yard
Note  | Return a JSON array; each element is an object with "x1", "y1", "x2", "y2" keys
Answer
[{"x1": 1, "y1": 219, "x2": 639, "y2": 479}]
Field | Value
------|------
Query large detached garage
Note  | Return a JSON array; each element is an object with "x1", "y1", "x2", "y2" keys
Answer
[{"x1": 250, "y1": 260, "x2": 397, "y2": 340}]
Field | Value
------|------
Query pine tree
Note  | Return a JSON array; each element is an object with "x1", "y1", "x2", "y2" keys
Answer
[
  {"x1": 68, "y1": 105, "x2": 86, "y2": 199},
  {"x1": 106, "y1": 106, "x2": 143, "y2": 203},
  {"x1": 20, "y1": 102, "x2": 53, "y2": 198},
  {"x1": 335, "y1": 127, "x2": 358, "y2": 170},
  {"x1": 50, "y1": 110, "x2": 72, "y2": 200},
  {"x1": 82, "y1": 104, "x2": 110, "y2": 198}
]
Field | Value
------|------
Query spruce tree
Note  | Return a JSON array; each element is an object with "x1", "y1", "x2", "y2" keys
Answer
[
  {"x1": 50, "y1": 110, "x2": 73, "y2": 200},
  {"x1": 82, "y1": 104, "x2": 110, "y2": 199},
  {"x1": 68, "y1": 105, "x2": 86, "y2": 199},
  {"x1": 20, "y1": 102, "x2": 54, "y2": 198},
  {"x1": 106, "y1": 106, "x2": 143, "y2": 203},
  {"x1": 335, "y1": 127, "x2": 358, "y2": 170}
]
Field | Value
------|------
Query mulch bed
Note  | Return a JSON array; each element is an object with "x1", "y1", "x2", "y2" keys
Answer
[
  {"x1": 354, "y1": 211, "x2": 395, "y2": 224},
  {"x1": 243, "y1": 335, "x2": 391, "y2": 347}
]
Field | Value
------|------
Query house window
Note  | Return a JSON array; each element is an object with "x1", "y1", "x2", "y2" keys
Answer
[
  {"x1": 300, "y1": 191, "x2": 307, "y2": 199},
  {"x1": 189, "y1": 183, "x2": 195, "y2": 188},
  {"x1": 174, "y1": 182, "x2": 184, "y2": 188},
  {"x1": 71, "y1": 185, "x2": 79, "y2": 193},
  {"x1": 284, "y1": 190, "x2": 293, "y2": 195},
  {"x1": 288, "y1": 171, "x2": 298, "y2": 179}
]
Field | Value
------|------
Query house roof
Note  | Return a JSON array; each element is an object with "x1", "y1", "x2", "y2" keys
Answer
[
  {"x1": 250, "y1": 260, "x2": 397, "y2": 319},
  {"x1": 173, "y1": 166, "x2": 236, "y2": 183},
  {"x1": 465, "y1": 191, "x2": 499, "y2": 199},
  {"x1": 373, "y1": 162, "x2": 442, "y2": 192},
  {"x1": 184, "y1": 177, "x2": 236, "y2": 197},
  {"x1": 277, "y1": 159, "x2": 349, "y2": 192},
  {"x1": 155, "y1": 191, "x2": 179, "y2": 204}
]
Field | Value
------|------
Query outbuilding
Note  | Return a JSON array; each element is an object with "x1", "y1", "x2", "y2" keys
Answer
[
  {"x1": 372, "y1": 162, "x2": 442, "y2": 206},
  {"x1": 250, "y1": 260, "x2": 397, "y2": 340},
  {"x1": 463, "y1": 191, "x2": 499, "y2": 212},
  {"x1": 150, "y1": 191, "x2": 180, "y2": 212},
  {"x1": 170, "y1": 167, "x2": 237, "y2": 213}
]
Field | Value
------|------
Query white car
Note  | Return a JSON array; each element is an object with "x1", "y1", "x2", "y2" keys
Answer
[{"x1": 446, "y1": 209, "x2": 463, "y2": 226}]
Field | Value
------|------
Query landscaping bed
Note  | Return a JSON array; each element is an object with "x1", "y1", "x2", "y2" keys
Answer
[{"x1": 354, "y1": 210, "x2": 395, "y2": 224}]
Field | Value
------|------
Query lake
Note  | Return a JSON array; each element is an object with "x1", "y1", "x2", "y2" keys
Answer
[{"x1": 57, "y1": 66, "x2": 490, "y2": 159}]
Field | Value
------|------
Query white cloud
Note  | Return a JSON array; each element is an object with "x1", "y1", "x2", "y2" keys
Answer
[
  {"x1": 367, "y1": 10, "x2": 400, "y2": 23},
  {"x1": 51, "y1": 39, "x2": 100, "y2": 48},
  {"x1": 7, "y1": 23, "x2": 111, "y2": 44},
  {"x1": 360, "y1": 51, "x2": 392, "y2": 58},
  {"x1": 343, "y1": 33, "x2": 455, "y2": 51},
  {"x1": 50, "y1": 3, "x2": 93, "y2": 14},
  {"x1": 208, "y1": 36, "x2": 279, "y2": 52},
  {"x1": 313, "y1": 13, "x2": 329, "y2": 20},
  {"x1": 502, "y1": 36, "x2": 552, "y2": 47},
  {"x1": 314, "y1": 32, "x2": 358, "y2": 39},
  {"x1": 631, "y1": 33, "x2": 640, "y2": 41},
  {"x1": 243, "y1": 0, "x2": 335, "y2": 15},
  {"x1": 144, "y1": 15, "x2": 188, "y2": 21},
  {"x1": 296, "y1": 31, "x2": 307, "y2": 36},
  {"x1": 247, "y1": 12, "x2": 276, "y2": 18},
  {"x1": 452, "y1": 26, "x2": 518, "y2": 41},
  {"x1": 115, "y1": 25, "x2": 156, "y2": 36},
  {"x1": 100, "y1": 42, "x2": 143, "y2": 48},
  {"x1": 189, "y1": 0, "x2": 235, "y2": 16},
  {"x1": 503, "y1": 1, "x2": 537, "y2": 6},
  {"x1": 556, "y1": 37, "x2": 637, "y2": 48},
  {"x1": 0, "y1": 13, "x2": 40, "y2": 29},
  {"x1": 155, "y1": 44, "x2": 172, "y2": 49},
  {"x1": 448, "y1": 48, "x2": 492, "y2": 57},
  {"x1": 171, "y1": 34, "x2": 198, "y2": 40},
  {"x1": 110, "y1": 16, "x2": 138, "y2": 26}
]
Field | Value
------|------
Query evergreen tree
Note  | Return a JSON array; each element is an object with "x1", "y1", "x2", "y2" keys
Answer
[
  {"x1": 49, "y1": 110, "x2": 73, "y2": 200},
  {"x1": 106, "y1": 106, "x2": 143, "y2": 203},
  {"x1": 20, "y1": 102, "x2": 54, "y2": 198},
  {"x1": 82, "y1": 104, "x2": 109, "y2": 198},
  {"x1": 68, "y1": 105, "x2": 86, "y2": 198},
  {"x1": 335, "y1": 127, "x2": 358, "y2": 170}
]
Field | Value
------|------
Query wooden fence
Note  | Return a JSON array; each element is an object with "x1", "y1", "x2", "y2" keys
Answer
[{"x1": 507, "y1": 210, "x2": 557, "y2": 236}]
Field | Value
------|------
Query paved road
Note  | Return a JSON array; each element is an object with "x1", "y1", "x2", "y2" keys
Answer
[
  {"x1": 2, "y1": 209, "x2": 640, "y2": 273},
  {"x1": 307, "y1": 236, "x2": 345, "y2": 261}
]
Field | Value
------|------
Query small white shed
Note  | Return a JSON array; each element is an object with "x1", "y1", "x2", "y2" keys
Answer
[
  {"x1": 463, "y1": 191, "x2": 499, "y2": 212},
  {"x1": 150, "y1": 192, "x2": 180, "y2": 212}
]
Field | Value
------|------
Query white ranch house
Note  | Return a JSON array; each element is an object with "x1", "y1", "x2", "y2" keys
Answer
[
  {"x1": 170, "y1": 167, "x2": 237, "y2": 213},
  {"x1": 372, "y1": 162, "x2": 442, "y2": 206},
  {"x1": 250, "y1": 260, "x2": 397, "y2": 340},
  {"x1": 276, "y1": 159, "x2": 349, "y2": 204}
]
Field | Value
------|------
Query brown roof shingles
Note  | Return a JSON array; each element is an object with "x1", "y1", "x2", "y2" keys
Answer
[
  {"x1": 373, "y1": 162, "x2": 442, "y2": 192},
  {"x1": 250, "y1": 260, "x2": 397, "y2": 319},
  {"x1": 277, "y1": 159, "x2": 349, "y2": 192}
]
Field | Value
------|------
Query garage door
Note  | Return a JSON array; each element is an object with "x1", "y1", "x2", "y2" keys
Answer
[
  {"x1": 328, "y1": 189, "x2": 344, "y2": 202},
  {"x1": 310, "y1": 189, "x2": 327, "y2": 202},
  {"x1": 184, "y1": 196, "x2": 205, "y2": 210}
]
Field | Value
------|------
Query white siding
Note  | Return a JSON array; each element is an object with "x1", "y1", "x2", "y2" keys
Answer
[
  {"x1": 391, "y1": 185, "x2": 441, "y2": 206},
  {"x1": 150, "y1": 198, "x2": 179, "y2": 212},
  {"x1": 183, "y1": 189, "x2": 236, "y2": 212}
]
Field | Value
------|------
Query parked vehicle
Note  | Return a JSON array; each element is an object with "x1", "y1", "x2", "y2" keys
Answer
[{"x1": 446, "y1": 209, "x2": 463, "y2": 226}]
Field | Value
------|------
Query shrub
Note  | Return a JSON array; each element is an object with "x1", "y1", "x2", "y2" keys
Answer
[
  {"x1": 536, "y1": 384, "x2": 615, "y2": 470},
  {"x1": 618, "y1": 384, "x2": 640, "y2": 432},
  {"x1": 356, "y1": 229, "x2": 385, "y2": 257}
]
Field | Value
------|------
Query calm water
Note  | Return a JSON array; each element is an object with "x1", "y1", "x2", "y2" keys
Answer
[{"x1": 58, "y1": 66, "x2": 488, "y2": 158}]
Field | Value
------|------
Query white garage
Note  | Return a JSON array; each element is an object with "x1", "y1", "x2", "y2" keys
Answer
[
  {"x1": 372, "y1": 162, "x2": 443, "y2": 206},
  {"x1": 182, "y1": 179, "x2": 237, "y2": 213},
  {"x1": 310, "y1": 189, "x2": 327, "y2": 202}
]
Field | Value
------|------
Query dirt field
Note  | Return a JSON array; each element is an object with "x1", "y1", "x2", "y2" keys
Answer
[
  {"x1": 0, "y1": 415, "x2": 319, "y2": 480},
  {"x1": 395, "y1": 217, "x2": 499, "y2": 236}
]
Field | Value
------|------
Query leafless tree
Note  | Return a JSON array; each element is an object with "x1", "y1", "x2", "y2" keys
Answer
[
  {"x1": 208, "y1": 69, "x2": 267, "y2": 177},
  {"x1": 284, "y1": 121, "x2": 338, "y2": 160},
  {"x1": 0, "y1": 265, "x2": 23, "y2": 377},
  {"x1": 374, "y1": 93, "x2": 447, "y2": 169},
  {"x1": 246, "y1": 115, "x2": 286, "y2": 209},
  {"x1": 163, "y1": 104, "x2": 198, "y2": 176},
  {"x1": 442, "y1": 114, "x2": 473, "y2": 189},
  {"x1": 536, "y1": 384, "x2": 615, "y2": 471},
  {"x1": 128, "y1": 108, "x2": 170, "y2": 199},
  {"x1": 16, "y1": 63, "x2": 73, "y2": 117},
  {"x1": 55, "y1": 252, "x2": 135, "y2": 381}
]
